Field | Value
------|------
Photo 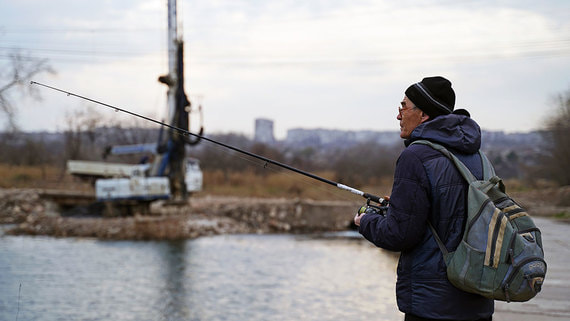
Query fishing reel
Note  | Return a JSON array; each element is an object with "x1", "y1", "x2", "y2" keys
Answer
[{"x1": 357, "y1": 198, "x2": 389, "y2": 216}]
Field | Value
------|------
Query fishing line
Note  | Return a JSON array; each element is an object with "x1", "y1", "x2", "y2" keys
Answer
[
  {"x1": 158, "y1": 126, "x2": 360, "y2": 202},
  {"x1": 30, "y1": 81, "x2": 385, "y2": 205},
  {"x1": 193, "y1": 138, "x2": 359, "y2": 202}
]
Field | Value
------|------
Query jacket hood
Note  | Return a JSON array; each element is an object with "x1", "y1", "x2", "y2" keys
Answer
[{"x1": 405, "y1": 114, "x2": 481, "y2": 153}]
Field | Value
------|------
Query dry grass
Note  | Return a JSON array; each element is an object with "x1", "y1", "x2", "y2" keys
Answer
[
  {"x1": 8, "y1": 164, "x2": 559, "y2": 206},
  {"x1": 0, "y1": 164, "x2": 96, "y2": 192},
  {"x1": 3, "y1": 164, "x2": 569, "y2": 219},
  {"x1": 0, "y1": 164, "x2": 391, "y2": 201},
  {"x1": 200, "y1": 170, "x2": 393, "y2": 201},
  {"x1": 502, "y1": 178, "x2": 559, "y2": 192}
]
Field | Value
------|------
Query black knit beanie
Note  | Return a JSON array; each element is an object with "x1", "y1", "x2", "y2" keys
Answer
[{"x1": 405, "y1": 76, "x2": 455, "y2": 118}]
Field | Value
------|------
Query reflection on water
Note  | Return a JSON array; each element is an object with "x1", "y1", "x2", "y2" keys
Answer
[{"x1": 0, "y1": 232, "x2": 402, "y2": 321}]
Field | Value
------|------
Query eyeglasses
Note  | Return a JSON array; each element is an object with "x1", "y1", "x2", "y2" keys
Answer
[{"x1": 398, "y1": 106, "x2": 416, "y2": 115}]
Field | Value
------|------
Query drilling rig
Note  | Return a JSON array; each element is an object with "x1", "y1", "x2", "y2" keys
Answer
[
  {"x1": 67, "y1": 0, "x2": 203, "y2": 215},
  {"x1": 157, "y1": 0, "x2": 203, "y2": 202}
]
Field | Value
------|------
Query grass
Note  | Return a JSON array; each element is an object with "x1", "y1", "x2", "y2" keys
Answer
[
  {"x1": 201, "y1": 169, "x2": 392, "y2": 201},
  {"x1": 0, "y1": 164, "x2": 391, "y2": 201},
  {"x1": 502, "y1": 178, "x2": 559, "y2": 192},
  {"x1": 554, "y1": 211, "x2": 570, "y2": 220},
  {"x1": 6, "y1": 164, "x2": 566, "y2": 209},
  {"x1": 0, "y1": 164, "x2": 95, "y2": 192},
  {"x1": 1, "y1": 164, "x2": 60, "y2": 187}
]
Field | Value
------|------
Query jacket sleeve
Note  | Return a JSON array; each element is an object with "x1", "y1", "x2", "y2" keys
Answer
[{"x1": 358, "y1": 147, "x2": 431, "y2": 251}]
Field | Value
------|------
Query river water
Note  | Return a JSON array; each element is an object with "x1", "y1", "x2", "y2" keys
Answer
[{"x1": 0, "y1": 230, "x2": 402, "y2": 321}]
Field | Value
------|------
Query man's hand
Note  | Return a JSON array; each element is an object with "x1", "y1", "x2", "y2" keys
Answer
[
  {"x1": 354, "y1": 196, "x2": 390, "y2": 227},
  {"x1": 354, "y1": 212, "x2": 365, "y2": 227}
]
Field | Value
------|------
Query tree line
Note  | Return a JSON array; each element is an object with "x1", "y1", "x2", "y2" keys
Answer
[
  {"x1": 0, "y1": 93, "x2": 569, "y2": 188},
  {"x1": 0, "y1": 125, "x2": 403, "y2": 189},
  {"x1": 1, "y1": 51, "x2": 568, "y2": 187}
]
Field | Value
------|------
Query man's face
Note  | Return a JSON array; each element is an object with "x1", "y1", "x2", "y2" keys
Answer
[{"x1": 397, "y1": 96, "x2": 428, "y2": 139}]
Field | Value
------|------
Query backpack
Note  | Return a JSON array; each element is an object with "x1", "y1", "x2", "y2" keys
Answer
[{"x1": 411, "y1": 140, "x2": 546, "y2": 302}]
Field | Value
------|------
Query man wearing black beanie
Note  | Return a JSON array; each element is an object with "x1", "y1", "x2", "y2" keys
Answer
[
  {"x1": 405, "y1": 76, "x2": 455, "y2": 118},
  {"x1": 355, "y1": 76, "x2": 494, "y2": 320}
]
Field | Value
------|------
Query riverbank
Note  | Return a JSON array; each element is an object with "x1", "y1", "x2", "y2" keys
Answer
[
  {"x1": 0, "y1": 189, "x2": 360, "y2": 239},
  {"x1": 1, "y1": 187, "x2": 569, "y2": 240}
]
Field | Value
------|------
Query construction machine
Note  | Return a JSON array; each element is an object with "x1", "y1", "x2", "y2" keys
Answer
[{"x1": 67, "y1": 0, "x2": 202, "y2": 215}]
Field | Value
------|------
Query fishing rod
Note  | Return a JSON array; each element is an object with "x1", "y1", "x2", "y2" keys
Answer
[{"x1": 30, "y1": 81, "x2": 387, "y2": 206}]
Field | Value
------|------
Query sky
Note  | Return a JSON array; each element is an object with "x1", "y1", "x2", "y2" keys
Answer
[{"x1": 1, "y1": 0, "x2": 569, "y2": 139}]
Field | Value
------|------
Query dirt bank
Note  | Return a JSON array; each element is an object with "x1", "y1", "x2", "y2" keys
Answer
[
  {"x1": 0, "y1": 189, "x2": 360, "y2": 240},
  {"x1": 1, "y1": 187, "x2": 568, "y2": 240},
  {"x1": 510, "y1": 185, "x2": 570, "y2": 216}
]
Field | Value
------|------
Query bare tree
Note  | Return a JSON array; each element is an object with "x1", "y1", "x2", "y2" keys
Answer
[
  {"x1": 332, "y1": 142, "x2": 400, "y2": 187},
  {"x1": 540, "y1": 88, "x2": 570, "y2": 185},
  {"x1": 0, "y1": 51, "x2": 55, "y2": 131},
  {"x1": 63, "y1": 105, "x2": 108, "y2": 161}
]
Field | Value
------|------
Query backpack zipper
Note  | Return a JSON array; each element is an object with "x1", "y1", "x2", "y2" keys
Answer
[
  {"x1": 502, "y1": 256, "x2": 547, "y2": 299},
  {"x1": 467, "y1": 198, "x2": 491, "y2": 233}
]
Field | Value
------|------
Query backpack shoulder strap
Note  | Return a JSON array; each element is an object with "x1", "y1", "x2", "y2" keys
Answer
[
  {"x1": 427, "y1": 221, "x2": 449, "y2": 256},
  {"x1": 479, "y1": 150, "x2": 496, "y2": 180},
  {"x1": 410, "y1": 140, "x2": 478, "y2": 183},
  {"x1": 411, "y1": 139, "x2": 490, "y2": 259},
  {"x1": 411, "y1": 139, "x2": 503, "y2": 193}
]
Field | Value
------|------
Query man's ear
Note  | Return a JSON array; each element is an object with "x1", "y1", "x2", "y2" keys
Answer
[{"x1": 420, "y1": 111, "x2": 430, "y2": 123}]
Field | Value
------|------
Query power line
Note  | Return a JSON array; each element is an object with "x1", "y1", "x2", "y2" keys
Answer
[
  {"x1": 0, "y1": 27, "x2": 164, "y2": 34},
  {"x1": 0, "y1": 45, "x2": 158, "y2": 58},
  {"x1": 0, "y1": 46, "x2": 567, "y2": 68},
  {"x1": 1, "y1": 35, "x2": 568, "y2": 62}
]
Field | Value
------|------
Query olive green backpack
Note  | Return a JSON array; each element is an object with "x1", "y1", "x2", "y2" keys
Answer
[{"x1": 412, "y1": 140, "x2": 546, "y2": 302}]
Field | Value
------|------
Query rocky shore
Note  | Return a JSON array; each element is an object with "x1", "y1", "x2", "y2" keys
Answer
[
  {"x1": 0, "y1": 189, "x2": 360, "y2": 240},
  {"x1": 1, "y1": 187, "x2": 568, "y2": 240}
]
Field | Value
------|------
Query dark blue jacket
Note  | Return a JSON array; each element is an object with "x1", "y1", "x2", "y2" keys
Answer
[{"x1": 359, "y1": 114, "x2": 494, "y2": 319}]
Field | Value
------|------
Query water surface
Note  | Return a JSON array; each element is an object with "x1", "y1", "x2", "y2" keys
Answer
[{"x1": 0, "y1": 232, "x2": 402, "y2": 321}]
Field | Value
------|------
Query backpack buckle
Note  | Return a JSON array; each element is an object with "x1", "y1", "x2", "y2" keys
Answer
[
  {"x1": 522, "y1": 232, "x2": 535, "y2": 242},
  {"x1": 528, "y1": 276, "x2": 544, "y2": 293},
  {"x1": 507, "y1": 248, "x2": 514, "y2": 265},
  {"x1": 503, "y1": 283, "x2": 511, "y2": 303}
]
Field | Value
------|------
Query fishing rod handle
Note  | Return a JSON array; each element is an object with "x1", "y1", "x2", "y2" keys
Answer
[{"x1": 363, "y1": 193, "x2": 386, "y2": 205}]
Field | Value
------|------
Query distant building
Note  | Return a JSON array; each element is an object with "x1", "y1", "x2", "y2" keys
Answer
[
  {"x1": 285, "y1": 128, "x2": 401, "y2": 148},
  {"x1": 254, "y1": 118, "x2": 275, "y2": 144}
]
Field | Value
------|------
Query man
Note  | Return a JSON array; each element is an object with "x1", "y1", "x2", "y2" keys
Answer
[{"x1": 354, "y1": 76, "x2": 494, "y2": 321}]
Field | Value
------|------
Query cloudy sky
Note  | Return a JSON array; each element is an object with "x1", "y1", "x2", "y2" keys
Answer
[{"x1": 1, "y1": 0, "x2": 569, "y2": 138}]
